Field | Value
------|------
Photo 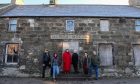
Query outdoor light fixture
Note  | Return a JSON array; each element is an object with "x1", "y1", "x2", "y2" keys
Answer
[{"x1": 86, "y1": 34, "x2": 90, "y2": 44}]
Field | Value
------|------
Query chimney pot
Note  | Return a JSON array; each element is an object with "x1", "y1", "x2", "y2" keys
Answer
[
  {"x1": 11, "y1": 0, "x2": 24, "y2": 5},
  {"x1": 129, "y1": 0, "x2": 140, "y2": 8},
  {"x1": 49, "y1": 0, "x2": 58, "y2": 5}
]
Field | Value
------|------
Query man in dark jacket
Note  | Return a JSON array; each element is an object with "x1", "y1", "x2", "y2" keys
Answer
[
  {"x1": 89, "y1": 50, "x2": 99, "y2": 80},
  {"x1": 72, "y1": 50, "x2": 79, "y2": 73},
  {"x1": 42, "y1": 49, "x2": 51, "y2": 78}
]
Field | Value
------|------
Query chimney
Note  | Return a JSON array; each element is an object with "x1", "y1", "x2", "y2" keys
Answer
[
  {"x1": 129, "y1": 0, "x2": 140, "y2": 8},
  {"x1": 49, "y1": 0, "x2": 58, "y2": 5},
  {"x1": 11, "y1": 0, "x2": 24, "y2": 5}
]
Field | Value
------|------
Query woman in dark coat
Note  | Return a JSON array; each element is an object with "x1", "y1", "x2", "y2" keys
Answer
[
  {"x1": 42, "y1": 49, "x2": 51, "y2": 78},
  {"x1": 82, "y1": 52, "x2": 90, "y2": 74},
  {"x1": 72, "y1": 50, "x2": 79, "y2": 73}
]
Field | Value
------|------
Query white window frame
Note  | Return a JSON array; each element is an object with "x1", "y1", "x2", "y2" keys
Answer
[
  {"x1": 28, "y1": 19, "x2": 39, "y2": 31},
  {"x1": 100, "y1": 20, "x2": 110, "y2": 31},
  {"x1": 66, "y1": 20, "x2": 75, "y2": 32},
  {"x1": 9, "y1": 19, "x2": 17, "y2": 32},
  {"x1": 135, "y1": 20, "x2": 140, "y2": 31},
  {"x1": 5, "y1": 43, "x2": 19, "y2": 65},
  {"x1": 28, "y1": 19, "x2": 35, "y2": 28},
  {"x1": 99, "y1": 44, "x2": 113, "y2": 66}
]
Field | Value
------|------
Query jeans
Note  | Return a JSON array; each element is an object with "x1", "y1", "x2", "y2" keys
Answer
[
  {"x1": 89, "y1": 64, "x2": 98, "y2": 79},
  {"x1": 53, "y1": 65, "x2": 59, "y2": 79}
]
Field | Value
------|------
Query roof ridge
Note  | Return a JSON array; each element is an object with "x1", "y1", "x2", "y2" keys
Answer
[
  {"x1": 16, "y1": 4, "x2": 129, "y2": 6},
  {"x1": 0, "y1": 5, "x2": 16, "y2": 16}
]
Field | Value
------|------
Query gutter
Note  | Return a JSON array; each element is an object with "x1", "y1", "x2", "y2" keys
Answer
[{"x1": 1, "y1": 16, "x2": 140, "y2": 19}]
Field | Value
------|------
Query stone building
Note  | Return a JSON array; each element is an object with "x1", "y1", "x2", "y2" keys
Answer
[{"x1": 0, "y1": 0, "x2": 140, "y2": 77}]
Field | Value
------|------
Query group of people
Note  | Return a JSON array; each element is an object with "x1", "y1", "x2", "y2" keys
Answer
[{"x1": 42, "y1": 49, "x2": 99, "y2": 81}]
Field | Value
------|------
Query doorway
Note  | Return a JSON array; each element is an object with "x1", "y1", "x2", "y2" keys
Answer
[
  {"x1": 133, "y1": 45, "x2": 140, "y2": 66},
  {"x1": 62, "y1": 42, "x2": 79, "y2": 53},
  {"x1": 99, "y1": 44, "x2": 113, "y2": 66}
]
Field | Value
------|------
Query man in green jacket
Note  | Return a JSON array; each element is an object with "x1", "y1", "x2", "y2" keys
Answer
[{"x1": 89, "y1": 50, "x2": 99, "y2": 80}]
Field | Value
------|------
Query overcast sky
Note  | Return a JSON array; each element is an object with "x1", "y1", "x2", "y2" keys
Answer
[{"x1": 0, "y1": 0, "x2": 129, "y2": 5}]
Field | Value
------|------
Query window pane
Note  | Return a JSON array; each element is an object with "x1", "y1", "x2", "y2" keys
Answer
[
  {"x1": 100, "y1": 20, "x2": 109, "y2": 31},
  {"x1": 66, "y1": 20, "x2": 75, "y2": 31},
  {"x1": 135, "y1": 26, "x2": 140, "y2": 31},
  {"x1": 9, "y1": 19, "x2": 17, "y2": 32},
  {"x1": 99, "y1": 44, "x2": 113, "y2": 66},
  {"x1": 28, "y1": 19, "x2": 35, "y2": 27},
  {"x1": 135, "y1": 20, "x2": 140, "y2": 25},
  {"x1": 10, "y1": 20, "x2": 17, "y2": 24},
  {"x1": 10, "y1": 24, "x2": 17, "y2": 31}
]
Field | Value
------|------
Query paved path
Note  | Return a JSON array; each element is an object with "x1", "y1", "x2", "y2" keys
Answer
[{"x1": 0, "y1": 78, "x2": 140, "y2": 84}]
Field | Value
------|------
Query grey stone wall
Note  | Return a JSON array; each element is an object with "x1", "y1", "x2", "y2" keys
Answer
[{"x1": 0, "y1": 17, "x2": 139, "y2": 77}]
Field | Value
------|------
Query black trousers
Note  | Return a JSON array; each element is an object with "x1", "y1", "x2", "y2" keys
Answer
[
  {"x1": 73, "y1": 63, "x2": 78, "y2": 73},
  {"x1": 42, "y1": 64, "x2": 50, "y2": 78}
]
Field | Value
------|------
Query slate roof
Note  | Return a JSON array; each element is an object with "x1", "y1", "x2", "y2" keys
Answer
[
  {"x1": 2, "y1": 5, "x2": 140, "y2": 18},
  {"x1": 0, "y1": 4, "x2": 10, "y2": 8}
]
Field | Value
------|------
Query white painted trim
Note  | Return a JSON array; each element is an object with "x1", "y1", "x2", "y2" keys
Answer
[
  {"x1": 6, "y1": 63, "x2": 18, "y2": 65},
  {"x1": 5, "y1": 44, "x2": 8, "y2": 64},
  {"x1": 5, "y1": 43, "x2": 19, "y2": 65}
]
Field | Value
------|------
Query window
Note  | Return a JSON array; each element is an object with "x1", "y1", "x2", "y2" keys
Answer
[
  {"x1": 133, "y1": 45, "x2": 140, "y2": 66},
  {"x1": 5, "y1": 44, "x2": 19, "y2": 64},
  {"x1": 66, "y1": 20, "x2": 75, "y2": 31},
  {"x1": 28, "y1": 19, "x2": 39, "y2": 31},
  {"x1": 9, "y1": 19, "x2": 17, "y2": 32},
  {"x1": 135, "y1": 20, "x2": 140, "y2": 31},
  {"x1": 28, "y1": 19, "x2": 35, "y2": 27},
  {"x1": 99, "y1": 44, "x2": 113, "y2": 66},
  {"x1": 100, "y1": 20, "x2": 109, "y2": 31}
]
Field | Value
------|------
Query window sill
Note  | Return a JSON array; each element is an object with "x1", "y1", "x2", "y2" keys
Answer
[{"x1": 3, "y1": 63, "x2": 18, "y2": 67}]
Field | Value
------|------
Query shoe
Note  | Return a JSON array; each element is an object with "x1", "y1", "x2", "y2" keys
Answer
[
  {"x1": 95, "y1": 78, "x2": 98, "y2": 80},
  {"x1": 53, "y1": 78, "x2": 56, "y2": 81},
  {"x1": 53, "y1": 79, "x2": 56, "y2": 82}
]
